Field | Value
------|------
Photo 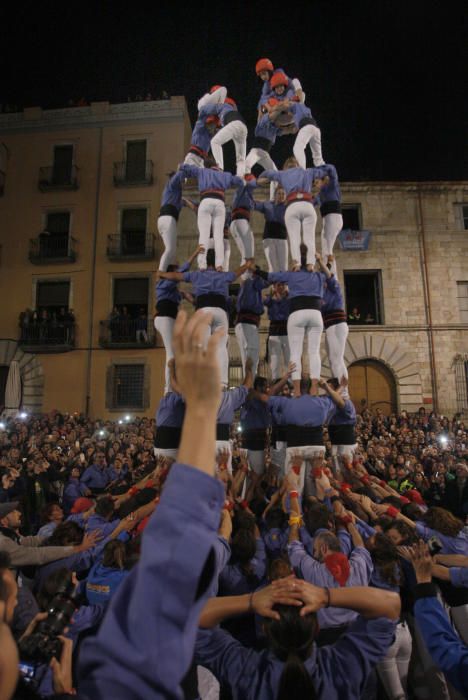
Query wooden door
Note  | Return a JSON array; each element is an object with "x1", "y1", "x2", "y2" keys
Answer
[{"x1": 348, "y1": 361, "x2": 396, "y2": 416}]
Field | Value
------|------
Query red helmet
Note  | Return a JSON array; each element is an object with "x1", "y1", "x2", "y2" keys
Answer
[
  {"x1": 270, "y1": 72, "x2": 288, "y2": 90},
  {"x1": 224, "y1": 97, "x2": 237, "y2": 108},
  {"x1": 256, "y1": 58, "x2": 274, "y2": 75},
  {"x1": 210, "y1": 85, "x2": 222, "y2": 93}
]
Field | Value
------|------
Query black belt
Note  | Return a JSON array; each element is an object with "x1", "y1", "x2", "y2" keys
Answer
[
  {"x1": 323, "y1": 309, "x2": 347, "y2": 329},
  {"x1": 159, "y1": 204, "x2": 180, "y2": 220},
  {"x1": 216, "y1": 424, "x2": 230, "y2": 441},
  {"x1": 196, "y1": 294, "x2": 227, "y2": 311},
  {"x1": 269, "y1": 320, "x2": 288, "y2": 336},
  {"x1": 328, "y1": 424, "x2": 356, "y2": 446},
  {"x1": 156, "y1": 300, "x2": 178, "y2": 319},
  {"x1": 236, "y1": 311, "x2": 261, "y2": 326},
  {"x1": 320, "y1": 200, "x2": 341, "y2": 217},
  {"x1": 263, "y1": 221, "x2": 287, "y2": 240},
  {"x1": 272, "y1": 425, "x2": 287, "y2": 442},
  {"x1": 200, "y1": 191, "x2": 225, "y2": 202},
  {"x1": 243, "y1": 429, "x2": 267, "y2": 451},
  {"x1": 224, "y1": 111, "x2": 246, "y2": 125},
  {"x1": 298, "y1": 116, "x2": 318, "y2": 128},
  {"x1": 252, "y1": 136, "x2": 273, "y2": 152},
  {"x1": 154, "y1": 426, "x2": 182, "y2": 449},
  {"x1": 290, "y1": 296, "x2": 322, "y2": 313},
  {"x1": 286, "y1": 424, "x2": 323, "y2": 447}
]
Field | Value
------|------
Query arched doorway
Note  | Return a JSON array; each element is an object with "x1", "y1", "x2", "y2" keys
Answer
[{"x1": 348, "y1": 360, "x2": 397, "y2": 416}]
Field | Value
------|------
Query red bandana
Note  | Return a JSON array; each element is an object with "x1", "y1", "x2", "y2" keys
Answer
[{"x1": 324, "y1": 553, "x2": 351, "y2": 587}]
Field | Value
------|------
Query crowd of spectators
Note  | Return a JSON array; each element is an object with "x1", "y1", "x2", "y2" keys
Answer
[
  {"x1": 107, "y1": 306, "x2": 149, "y2": 343},
  {"x1": 0, "y1": 317, "x2": 467, "y2": 698},
  {"x1": 18, "y1": 309, "x2": 76, "y2": 346}
]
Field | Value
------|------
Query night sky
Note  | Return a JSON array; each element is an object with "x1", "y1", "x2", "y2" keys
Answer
[{"x1": 1, "y1": 1, "x2": 466, "y2": 181}]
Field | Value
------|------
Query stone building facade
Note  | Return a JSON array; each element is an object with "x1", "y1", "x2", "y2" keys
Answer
[{"x1": 0, "y1": 98, "x2": 466, "y2": 418}]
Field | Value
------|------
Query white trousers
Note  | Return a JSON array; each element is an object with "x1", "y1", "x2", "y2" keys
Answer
[
  {"x1": 321, "y1": 213, "x2": 343, "y2": 259},
  {"x1": 154, "y1": 316, "x2": 175, "y2": 394},
  {"x1": 197, "y1": 198, "x2": 226, "y2": 269},
  {"x1": 245, "y1": 147, "x2": 277, "y2": 174},
  {"x1": 211, "y1": 121, "x2": 248, "y2": 176},
  {"x1": 157, "y1": 215, "x2": 178, "y2": 271},
  {"x1": 271, "y1": 442, "x2": 287, "y2": 474},
  {"x1": 200, "y1": 306, "x2": 229, "y2": 387},
  {"x1": 293, "y1": 124, "x2": 325, "y2": 167},
  {"x1": 268, "y1": 335, "x2": 290, "y2": 379},
  {"x1": 154, "y1": 447, "x2": 178, "y2": 460},
  {"x1": 248, "y1": 450, "x2": 266, "y2": 475},
  {"x1": 377, "y1": 621, "x2": 412, "y2": 700},
  {"x1": 263, "y1": 238, "x2": 289, "y2": 272},
  {"x1": 285, "y1": 445, "x2": 326, "y2": 495},
  {"x1": 287, "y1": 309, "x2": 323, "y2": 380},
  {"x1": 284, "y1": 202, "x2": 317, "y2": 265},
  {"x1": 184, "y1": 152, "x2": 204, "y2": 168},
  {"x1": 235, "y1": 323, "x2": 260, "y2": 375},
  {"x1": 325, "y1": 322, "x2": 349, "y2": 382},
  {"x1": 230, "y1": 219, "x2": 254, "y2": 262}
]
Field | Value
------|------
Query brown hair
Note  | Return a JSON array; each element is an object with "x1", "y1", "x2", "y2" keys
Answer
[
  {"x1": 283, "y1": 156, "x2": 298, "y2": 170},
  {"x1": 102, "y1": 540, "x2": 126, "y2": 570},
  {"x1": 423, "y1": 507, "x2": 464, "y2": 537}
]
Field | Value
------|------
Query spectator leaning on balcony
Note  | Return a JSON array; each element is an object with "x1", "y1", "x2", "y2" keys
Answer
[{"x1": 135, "y1": 308, "x2": 148, "y2": 343}]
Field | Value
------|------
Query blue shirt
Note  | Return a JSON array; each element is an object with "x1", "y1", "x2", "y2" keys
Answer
[
  {"x1": 254, "y1": 113, "x2": 280, "y2": 143},
  {"x1": 258, "y1": 68, "x2": 296, "y2": 109},
  {"x1": 86, "y1": 562, "x2": 130, "y2": 605},
  {"x1": 414, "y1": 589, "x2": 468, "y2": 696},
  {"x1": 289, "y1": 102, "x2": 315, "y2": 128},
  {"x1": 218, "y1": 539, "x2": 267, "y2": 596},
  {"x1": 183, "y1": 269, "x2": 236, "y2": 299},
  {"x1": 241, "y1": 398, "x2": 272, "y2": 431},
  {"x1": 232, "y1": 181, "x2": 256, "y2": 211},
  {"x1": 195, "y1": 615, "x2": 396, "y2": 700},
  {"x1": 254, "y1": 200, "x2": 286, "y2": 224},
  {"x1": 63, "y1": 478, "x2": 88, "y2": 514},
  {"x1": 268, "y1": 395, "x2": 337, "y2": 427},
  {"x1": 315, "y1": 163, "x2": 341, "y2": 204},
  {"x1": 450, "y1": 567, "x2": 468, "y2": 588},
  {"x1": 264, "y1": 295, "x2": 290, "y2": 321},
  {"x1": 218, "y1": 386, "x2": 249, "y2": 425},
  {"x1": 329, "y1": 400, "x2": 356, "y2": 427},
  {"x1": 322, "y1": 275, "x2": 345, "y2": 314},
  {"x1": 86, "y1": 513, "x2": 120, "y2": 539},
  {"x1": 287, "y1": 540, "x2": 373, "y2": 628},
  {"x1": 78, "y1": 463, "x2": 225, "y2": 699},
  {"x1": 262, "y1": 166, "x2": 325, "y2": 197},
  {"x1": 415, "y1": 522, "x2": 468, "y2": 555},
  {"x1": 180, "y1": 163, "x2": 244, "y2": 192},
  {"x1": 268, "y1": 270, "x2": 326, "y2": 299},
  {"x1": 156, "y1": 392, "x2": 185, "y2": 428},
  {"x1": 160, "y1": 170, "x2": 184, "y2": 210},
  {"x1": 199, "y1": 102, "x2": 240, "y2": 126},
  {"x1": 190, "y1": 114, "x2": 212, "y2": 153},
  {"x1": 236, "y1": 276, "x2": 268, "y2": 315},
  {"x1": 80, "y1": 464, "x2": 111, "y2": 490},
  {"x1": 156, "y1": 261, "x2": 190, "y2": 305}
]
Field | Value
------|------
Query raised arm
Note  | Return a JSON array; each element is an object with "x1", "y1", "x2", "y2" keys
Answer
[
  {"x1": 318, "y1": 378, "x2": 346, "y2": 409},
  {"x1": 187, "y1": 244, "x2": 205, "y2": 267},
  {"x1": 315, "y1": 252, "x2": 332, "y2": 278},
  {"x1": 242, "y1": 357, "x2": 254, "y2": 390},
  {"x1": 291, "y1": 581, "x2": 401, "y2": 621}
]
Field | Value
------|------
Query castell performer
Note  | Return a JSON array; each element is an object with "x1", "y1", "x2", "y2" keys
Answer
[
  {"x1": 255, "y1": 59, "x2": 304, "y2": 120},
  {"x1": 184, "y1": 97, "x2": 220, "y2": 168},
  {"x1": 157, "y1": 170, "x2": 184, "y2": 272},
  {"x1": 317, "y1": 163, "x2": 343, "y2": 274},
  {"x1": 153, "y1": 367, "x2": 185, "y2": 460},
  {"x1": 322, "y1": 269, "x2": 349, "y2": 385},
  {"x1": 229, "y1": 179, "x2": 256, "y2": 264},
  {"x1": 289, "y1": 101, "x2": 325, "y2": 168},
  {"x1": 253, "y1": 186, "x2": 288, "y2": 272},
  {"x1": 234, "y1": 274, "x2": 269, "y2": 376},
  {"x1": 325, "y1": 377, "x2": 357, "y2": 473},
  {"x1": 264, "y1": 281, "x2": 290, "y2": 379},
  {"x1": 201, "y1": 96, "x2": 248, "y2": 176},
  {"x1": 215, "y1": 358, "x2": 253, "y2": 473}
]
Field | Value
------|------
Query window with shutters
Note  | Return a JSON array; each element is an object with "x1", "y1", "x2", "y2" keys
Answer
[
  {"x1": 344, "y1": 270, "x2": 384, "y2": 325},
  {"x1": 112, "y1": 277, "x2": 149, "y2": 317},
  {"x1": 107, "y1": 363, "x2": 149, "y2": 410},
  {"x1": 457, "y1": 282, "x2": 468, "y2": 323},
  {"x1": 341, "y1": 204, "x2": 362, "y2": 230},
  {"x1": 52, "y1": 145, "x2": 74, "y2": 185},
  {"x1": 120, "y1": 208, "x2": 147, "y2": 256},
  {"x1": 36, "y1": 280, "x2": 70, "y2": 314}
]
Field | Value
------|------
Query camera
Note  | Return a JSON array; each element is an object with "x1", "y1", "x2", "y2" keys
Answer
[
  {"x1": 19, "y1": 579, "x2": 80, "y2": 665},
  {"x1": 427, "y1": 535, "x2": 443, "y2": 557}
]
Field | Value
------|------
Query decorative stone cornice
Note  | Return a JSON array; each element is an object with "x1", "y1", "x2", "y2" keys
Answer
[{"x1": 0, "y1": 97, "x2": 187, "y2": 133}]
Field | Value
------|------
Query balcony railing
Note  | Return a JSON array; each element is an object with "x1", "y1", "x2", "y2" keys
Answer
[
  {"x1": 29, "y1": 234, "x2": 77, "y2": 264},
  {"x1": 106, "y1": 232, "x2": 156, "y2": 261},
  {"x1": 18, "y1": 322, "x2": 76, "y2": 353},
  {"x1": 99, "y1": 318, "x2": 155, "y2": 348},
  {"x1": 38, "y1": 165, "x2": 79, "y2": 191},
  {"x1": 113, "y1": 160, "x2": 153, "y2": 187}
]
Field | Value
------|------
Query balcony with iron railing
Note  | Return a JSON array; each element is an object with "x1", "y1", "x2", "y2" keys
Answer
[
  {"x1": 38, "y1": 165, "x2": 79, "y2": 191},
  {"x1": 29, "y1": 234, "x2": 77, "y2": 264},
  {"x1": 113, "y1": 160, "x2": 153, "y2": 187},
  {"x1": 18, "y1": 320, "x2": 76, "y2": 353},
  {"x1": 99, "y1": 317, "x2": 156, "y2": 348},
  {"x1": 106, "y1": 231, "x2": 156, "y2": 261}
]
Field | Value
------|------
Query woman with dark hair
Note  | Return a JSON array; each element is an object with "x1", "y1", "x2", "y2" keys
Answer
[
  {"x1": 86, "y1": 539, "x2": 131, "y2": 605},
  {"x1": 195, "y1": 579, "x2": 399, "y2": 699},
  {"x1": 37, "y1": 503, "x2": 64, "y2": 539},
  {"x1": 387, "y1": 505, "x2": 468, "y2": 555}
]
